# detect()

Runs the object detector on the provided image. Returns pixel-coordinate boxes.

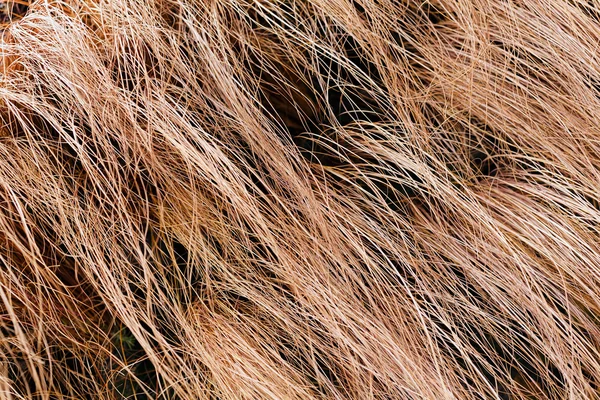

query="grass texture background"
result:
[1,0,600,398]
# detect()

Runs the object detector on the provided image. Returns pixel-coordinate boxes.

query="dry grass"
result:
[1,0,600,398]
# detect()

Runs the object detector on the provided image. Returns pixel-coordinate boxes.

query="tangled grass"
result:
[1,0,600,398]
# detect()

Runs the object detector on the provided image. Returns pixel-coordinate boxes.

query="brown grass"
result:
[1,0,600,398]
